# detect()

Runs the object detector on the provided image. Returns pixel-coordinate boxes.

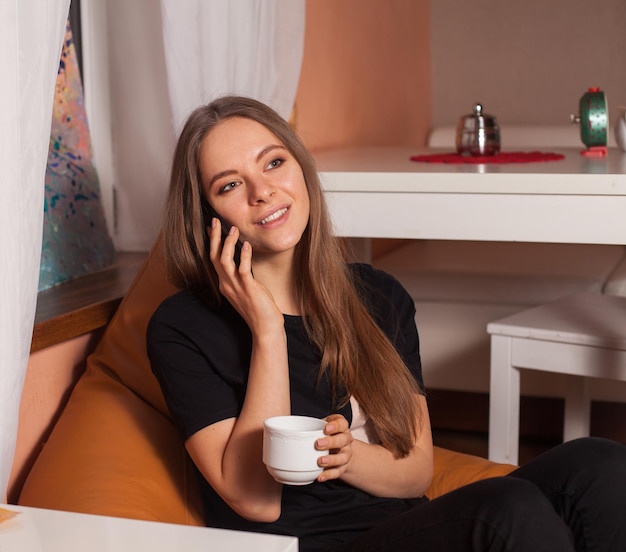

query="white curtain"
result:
[84,0,305,252]
[160,0,305,133]
[0,0,71,499]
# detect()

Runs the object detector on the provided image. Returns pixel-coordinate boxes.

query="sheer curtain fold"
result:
[160,0,305,134]
[0,0,71,499]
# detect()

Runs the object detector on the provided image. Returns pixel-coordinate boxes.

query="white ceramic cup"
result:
[263,415,329,486]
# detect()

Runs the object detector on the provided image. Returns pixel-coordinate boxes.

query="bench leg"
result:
[488,335,520,465]
[563,376,591,442]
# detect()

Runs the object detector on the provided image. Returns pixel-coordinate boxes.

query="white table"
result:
[486,292,626,465]
[316,146,626,245]
[0,505,298,552]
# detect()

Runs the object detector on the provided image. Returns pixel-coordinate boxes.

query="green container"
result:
[576,87,608,148]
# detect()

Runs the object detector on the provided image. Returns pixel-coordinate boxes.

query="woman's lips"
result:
[258,207,289,225]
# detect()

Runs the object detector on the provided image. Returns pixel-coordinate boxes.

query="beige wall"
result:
[8,332,101,503]
[294,0,626,147]
[295,0,431,151]
[430,0,626,129]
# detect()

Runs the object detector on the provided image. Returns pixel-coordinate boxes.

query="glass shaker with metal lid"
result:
[456,102,501,156]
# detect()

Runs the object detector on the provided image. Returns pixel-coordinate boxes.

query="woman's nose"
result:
[248,176,276,203]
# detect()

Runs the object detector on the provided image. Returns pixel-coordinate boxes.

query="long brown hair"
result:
[162,95,422,457]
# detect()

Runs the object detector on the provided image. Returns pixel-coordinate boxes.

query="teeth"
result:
[259,208,287,225]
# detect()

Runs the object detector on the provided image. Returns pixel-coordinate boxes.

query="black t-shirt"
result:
[147,263,427,551]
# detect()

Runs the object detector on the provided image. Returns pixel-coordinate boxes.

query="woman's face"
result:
[199,116,310,260]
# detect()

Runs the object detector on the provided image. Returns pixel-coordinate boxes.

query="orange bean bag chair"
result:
[18,238,516,525]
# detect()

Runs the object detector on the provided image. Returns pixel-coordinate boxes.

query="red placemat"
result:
[410,151,565,164]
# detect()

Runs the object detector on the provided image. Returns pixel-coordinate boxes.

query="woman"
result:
[147,95,626,551]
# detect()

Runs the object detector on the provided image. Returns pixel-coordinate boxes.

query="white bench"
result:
[487,292,626,465]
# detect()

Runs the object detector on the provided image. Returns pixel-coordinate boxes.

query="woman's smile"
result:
[258,206,289,226]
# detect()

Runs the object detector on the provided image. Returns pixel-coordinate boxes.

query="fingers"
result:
[317,449,351,482]
[323,414,349,436]
[221,224,240,269]
[238,240,253,274]
[316,444,352,482]
[316,414,351,451]
[206,219,283,333]
[208,217,222,264]
[315,415,353,482]
[209,218,249,273]
[316,429,352,453]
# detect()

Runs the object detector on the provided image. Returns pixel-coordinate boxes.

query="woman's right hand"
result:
[208,218,284,335]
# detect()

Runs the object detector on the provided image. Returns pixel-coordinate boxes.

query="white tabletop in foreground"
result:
[0,505,298,552]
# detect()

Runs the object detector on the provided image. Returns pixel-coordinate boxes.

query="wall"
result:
[8,332,101,503]
[295,0,430,258]
[430,0,626,130]
[295,0,431,152]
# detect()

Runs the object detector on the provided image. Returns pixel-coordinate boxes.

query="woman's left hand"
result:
[315,414,353,482]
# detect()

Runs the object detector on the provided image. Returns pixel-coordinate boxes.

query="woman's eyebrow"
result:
[208,169,237,188]
[256,144,287,162]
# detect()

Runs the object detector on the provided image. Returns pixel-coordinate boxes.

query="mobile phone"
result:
[202,201,243,267]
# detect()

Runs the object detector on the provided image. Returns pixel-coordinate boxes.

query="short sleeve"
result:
[147,291,252,440]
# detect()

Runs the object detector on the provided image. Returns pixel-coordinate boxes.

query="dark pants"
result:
[336,438,626,551]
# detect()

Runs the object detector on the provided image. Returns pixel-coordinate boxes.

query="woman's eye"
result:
[219,181,239,194]
[267,157,284,170]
